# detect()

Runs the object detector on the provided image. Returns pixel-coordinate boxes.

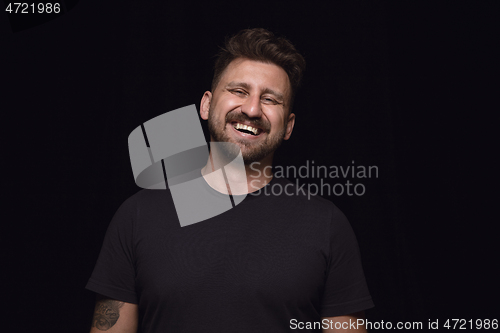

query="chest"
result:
[134,215,329,307]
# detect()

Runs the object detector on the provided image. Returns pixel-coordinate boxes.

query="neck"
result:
[201,145,274,195]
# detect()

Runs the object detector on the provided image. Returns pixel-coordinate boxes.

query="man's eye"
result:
[232,90,245,95]
[263,97,277,104]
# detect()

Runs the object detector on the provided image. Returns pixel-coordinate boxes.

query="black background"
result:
[2,1,498,332]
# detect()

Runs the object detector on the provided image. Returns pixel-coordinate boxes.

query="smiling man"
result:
[199,57,294,195]
[86,28,374,333]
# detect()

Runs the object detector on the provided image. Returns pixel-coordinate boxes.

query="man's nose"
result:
[241,94,263,118]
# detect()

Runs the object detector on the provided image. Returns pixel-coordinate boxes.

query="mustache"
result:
[225,113,269,132]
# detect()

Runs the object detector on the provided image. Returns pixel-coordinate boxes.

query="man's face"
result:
[200,58,295,165]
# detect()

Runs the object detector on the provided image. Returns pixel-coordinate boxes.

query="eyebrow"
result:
[226,81,285,103]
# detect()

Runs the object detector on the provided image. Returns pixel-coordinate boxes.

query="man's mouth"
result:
[229,122,264,136]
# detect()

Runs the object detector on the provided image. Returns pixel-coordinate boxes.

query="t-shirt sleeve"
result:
[85,195,138,304]
[320,204,374,317]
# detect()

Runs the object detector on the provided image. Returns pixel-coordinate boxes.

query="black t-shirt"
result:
[86,173,374,332]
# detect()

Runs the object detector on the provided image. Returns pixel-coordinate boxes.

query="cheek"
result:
[222,96,242,110]
[270,115,286,131]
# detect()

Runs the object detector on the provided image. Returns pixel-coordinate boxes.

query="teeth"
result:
[234,123,258,135]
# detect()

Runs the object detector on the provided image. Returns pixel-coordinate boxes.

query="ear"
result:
[200,91,212,120]
[283,112,295,140]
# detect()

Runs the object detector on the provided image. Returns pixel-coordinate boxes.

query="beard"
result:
[207,106,287,165]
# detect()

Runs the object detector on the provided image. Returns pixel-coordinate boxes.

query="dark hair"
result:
[211,28,306,112]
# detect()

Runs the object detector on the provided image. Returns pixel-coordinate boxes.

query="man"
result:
[86,28,374,332]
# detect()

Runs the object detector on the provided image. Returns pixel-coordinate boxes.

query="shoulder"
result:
[272,176,342,219]
[277,177,354,231]
[106,188,179,233]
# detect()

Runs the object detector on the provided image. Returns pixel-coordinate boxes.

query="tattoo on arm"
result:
[92,298,125,331]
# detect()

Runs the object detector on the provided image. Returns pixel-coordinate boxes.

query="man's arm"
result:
[322,311,367,332]
[89,294,138,333]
